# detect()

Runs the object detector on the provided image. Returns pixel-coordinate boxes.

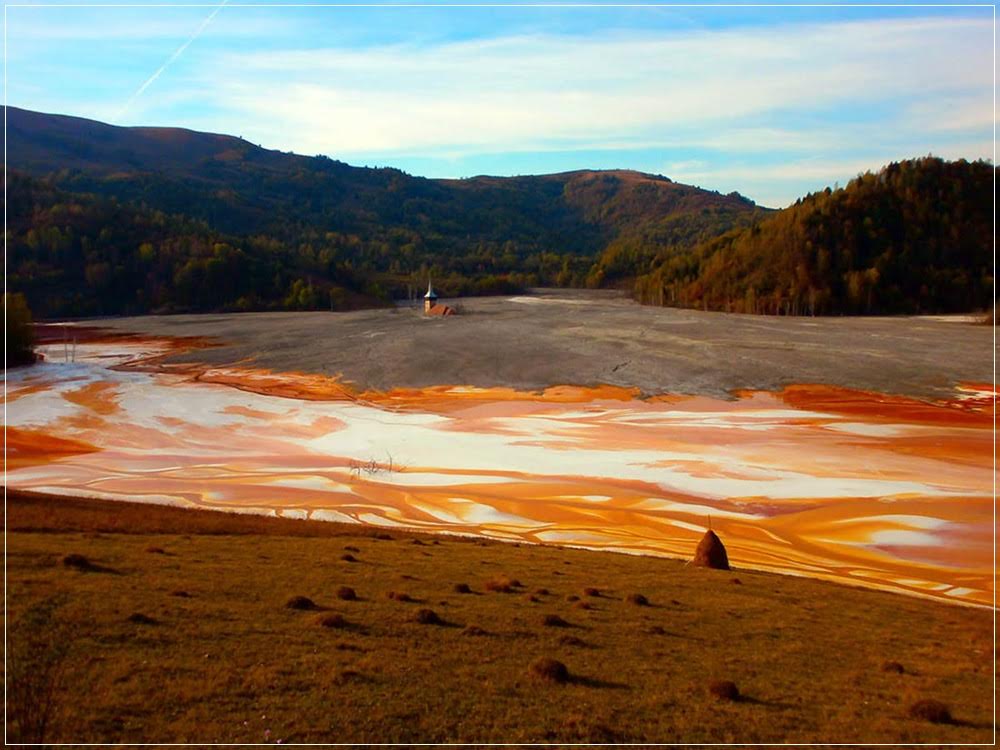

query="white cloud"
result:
[190,16,992,160]
[665,140,995,208]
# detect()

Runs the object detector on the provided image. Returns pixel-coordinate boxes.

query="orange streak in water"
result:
[6,427,99,470]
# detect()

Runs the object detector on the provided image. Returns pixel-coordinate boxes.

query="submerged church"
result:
[423,280,455,316]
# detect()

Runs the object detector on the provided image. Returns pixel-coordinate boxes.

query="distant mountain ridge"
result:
[6,106,765,316]
[6,106,761,245]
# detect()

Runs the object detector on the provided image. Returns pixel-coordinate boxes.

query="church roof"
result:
[424,280,438,299]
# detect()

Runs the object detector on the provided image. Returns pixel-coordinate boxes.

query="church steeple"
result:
[423,278,438,313]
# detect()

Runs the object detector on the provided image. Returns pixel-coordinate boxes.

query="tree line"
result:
[630,157,994,315]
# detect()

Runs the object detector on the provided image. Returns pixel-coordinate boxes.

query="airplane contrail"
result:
[112,0,230,123]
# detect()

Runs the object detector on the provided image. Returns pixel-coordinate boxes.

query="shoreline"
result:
[5,488,991,612]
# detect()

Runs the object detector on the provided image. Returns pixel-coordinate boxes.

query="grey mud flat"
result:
[93,289,993,400]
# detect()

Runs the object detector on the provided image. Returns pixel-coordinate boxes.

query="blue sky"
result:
[6,2,994,207]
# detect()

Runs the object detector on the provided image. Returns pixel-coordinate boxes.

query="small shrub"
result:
[453,583,472,594]
[319,614,348,629]
[627,593,649,606]
[531,657,569,684]
[126,613,158,625]
[543,614,570,628]
[881,661,905,674]
[908,699,952,724]
[340,553,358,563]
[708,680,740,701]
[414,608,442,625]
[336,586,357,601]
[286,596,317,610]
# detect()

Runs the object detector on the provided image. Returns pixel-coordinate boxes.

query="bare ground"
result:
[91,289,993,399]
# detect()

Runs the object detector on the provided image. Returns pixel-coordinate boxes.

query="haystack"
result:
[692,529,730,570]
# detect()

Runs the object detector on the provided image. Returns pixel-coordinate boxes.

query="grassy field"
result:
[5,490,995,744]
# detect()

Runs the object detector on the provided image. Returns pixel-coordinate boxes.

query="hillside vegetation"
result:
[629,157,994,315]
[6,490,993,744]
[7,107,759,316]
[7,108,992,318]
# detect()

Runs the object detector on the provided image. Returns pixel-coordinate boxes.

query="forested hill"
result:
[7,108,992,318]
[630,157,994,315]
[6,107,767,316]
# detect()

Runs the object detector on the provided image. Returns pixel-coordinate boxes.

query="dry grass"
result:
[4,489,994,744]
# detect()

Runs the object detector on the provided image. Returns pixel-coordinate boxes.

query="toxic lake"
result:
[6,293,994,607]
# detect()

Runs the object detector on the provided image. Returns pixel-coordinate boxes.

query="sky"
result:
[6,2,995,207]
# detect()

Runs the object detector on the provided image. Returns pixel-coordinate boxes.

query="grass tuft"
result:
[414,608,443,625]
[126,613,158,625]
[319,613,348,629]
[285,596,318,610]
[543,614,570,628]
[908,699,952,724]
[453,583,472,594]
[484,575,521,593]
[336,586,357,601]
[708,680,740,701]
[627,593,649,606]
[531,657,569,684]
[61,553,96,571]
[881,661,905,674]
